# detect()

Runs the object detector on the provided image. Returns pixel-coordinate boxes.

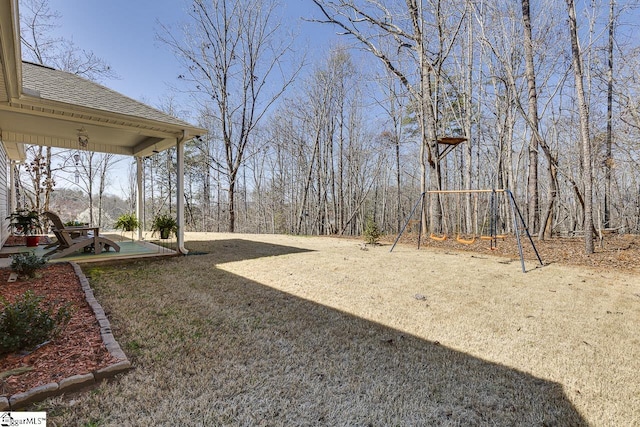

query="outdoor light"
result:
[74,170,80,184]
[77,126,89,148]
[74,153,80,165]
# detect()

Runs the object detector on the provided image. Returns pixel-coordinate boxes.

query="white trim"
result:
[136,156,144,241]
[0,0,22,101]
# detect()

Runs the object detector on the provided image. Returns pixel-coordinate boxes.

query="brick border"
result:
[1,262,131,410]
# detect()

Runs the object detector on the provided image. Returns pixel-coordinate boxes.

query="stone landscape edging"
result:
[0,262,131,411]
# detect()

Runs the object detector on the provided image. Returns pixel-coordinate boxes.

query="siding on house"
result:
[0,143,8,246]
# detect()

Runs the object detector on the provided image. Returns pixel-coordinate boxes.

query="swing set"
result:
[390,189,543,273]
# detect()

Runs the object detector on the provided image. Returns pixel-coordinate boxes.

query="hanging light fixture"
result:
[77,126,89,148]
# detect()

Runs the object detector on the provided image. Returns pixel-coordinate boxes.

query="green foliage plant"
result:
[363,217,382,245]
[114,212,140,232]
[0,290,72,356]
[10,252,48,278]
[151,213,178,239]
[6,209,41,235]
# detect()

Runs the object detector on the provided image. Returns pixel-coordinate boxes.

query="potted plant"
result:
[151,213,178,239]
[114,212,139,240]
[6,209,42,247]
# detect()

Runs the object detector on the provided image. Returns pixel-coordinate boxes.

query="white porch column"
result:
[136,156,143,241]
[176,136,188,254]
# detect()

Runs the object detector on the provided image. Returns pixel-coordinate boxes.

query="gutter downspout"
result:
[9,160,17,213]
[176,131,189,254]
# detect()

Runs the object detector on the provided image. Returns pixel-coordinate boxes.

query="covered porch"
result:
[0,0,206,260]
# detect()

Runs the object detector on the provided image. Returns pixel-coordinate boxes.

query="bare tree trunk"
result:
[297,136,320,234]
[228,170,237,233]
[204,165,211,231]
[86,152,94,226]
[464,0,474,232]
[566,0,594,254]
[521,0,540,234]
[604,0,615,229]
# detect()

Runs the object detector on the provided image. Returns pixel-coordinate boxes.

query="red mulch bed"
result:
[0,263,116,397]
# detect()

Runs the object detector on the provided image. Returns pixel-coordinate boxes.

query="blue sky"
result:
[39,1,344,194]
[47,0,339,111]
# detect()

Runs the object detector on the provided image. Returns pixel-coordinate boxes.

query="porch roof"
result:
[0,1,205,160]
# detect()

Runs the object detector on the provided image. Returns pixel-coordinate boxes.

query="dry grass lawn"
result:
[39,232,639,426]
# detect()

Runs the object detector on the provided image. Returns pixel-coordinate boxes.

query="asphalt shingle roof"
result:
[21,61,196,129]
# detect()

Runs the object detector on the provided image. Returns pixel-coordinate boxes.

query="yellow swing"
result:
[429,232,448,241]
[428,192,448,241]
[456,192,477,245]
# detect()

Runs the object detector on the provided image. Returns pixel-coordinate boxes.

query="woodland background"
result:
[14,0,640,254]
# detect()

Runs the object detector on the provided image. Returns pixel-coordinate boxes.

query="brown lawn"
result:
[31,232,640,426]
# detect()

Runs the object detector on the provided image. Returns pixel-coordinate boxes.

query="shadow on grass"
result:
[52,256,588,426]
[184,238,313,264]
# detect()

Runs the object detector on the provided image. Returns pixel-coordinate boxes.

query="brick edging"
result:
[0,262,131,411]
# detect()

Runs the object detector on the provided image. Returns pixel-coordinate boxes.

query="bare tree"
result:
[521,0,540,234]
[566,0,594,254]
[374,69,410,233]
[20,0,116,81]
[311,0,466,234]
[57,151,120,226]
[159,0,301,232]
[604,0,615,229]
[96,153,119,227]
[18,0,117,216]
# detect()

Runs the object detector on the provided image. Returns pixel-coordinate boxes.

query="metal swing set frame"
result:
[390,189,543,273]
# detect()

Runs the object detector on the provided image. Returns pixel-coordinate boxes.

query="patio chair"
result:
[42,211,120,259]
[43,211,89,238]
[42,211,91,250]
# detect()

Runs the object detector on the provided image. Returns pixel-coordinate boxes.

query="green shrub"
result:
[0,290,72,356]
[363,217,382,245]
[10,252,47,278]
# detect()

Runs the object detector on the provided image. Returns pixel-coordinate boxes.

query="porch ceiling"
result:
[0,99,188,158]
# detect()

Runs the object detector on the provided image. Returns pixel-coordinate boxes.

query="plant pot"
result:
[160,229,171,239]
[26,235,40,247]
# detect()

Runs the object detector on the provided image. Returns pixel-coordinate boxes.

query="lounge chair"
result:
[43,211,120,259]
[43,211,89,239]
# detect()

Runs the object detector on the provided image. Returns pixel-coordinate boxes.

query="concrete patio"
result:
[0,234,177,266]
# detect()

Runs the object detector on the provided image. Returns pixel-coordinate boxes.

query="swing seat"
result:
[429,233,447,241]
[456,234,476,245]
